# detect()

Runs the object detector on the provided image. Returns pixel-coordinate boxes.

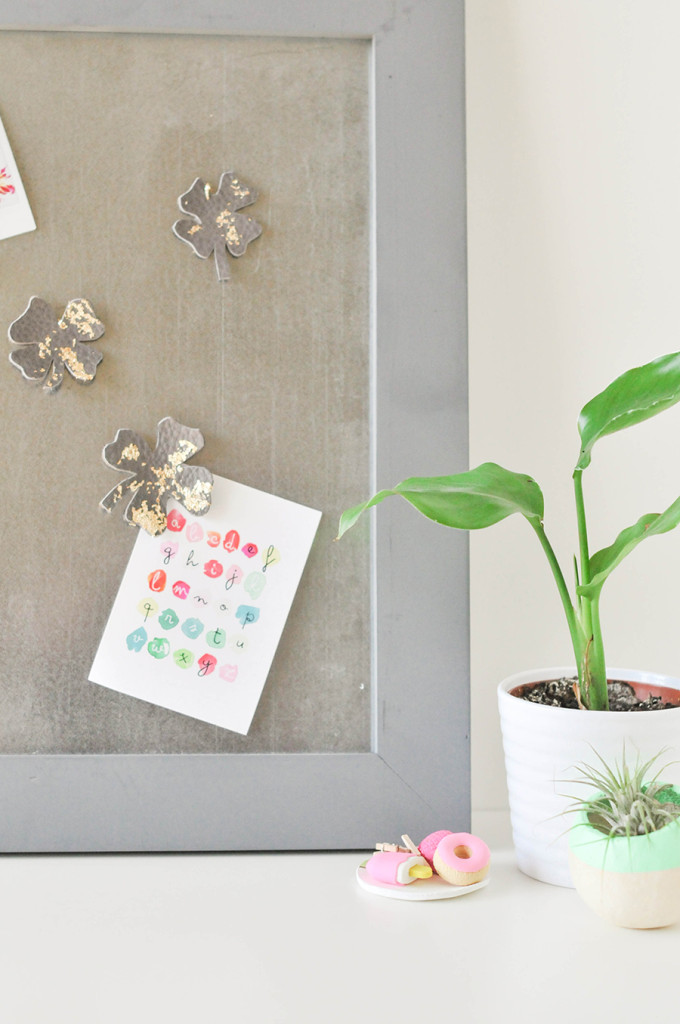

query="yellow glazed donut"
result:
[432,832,490,886]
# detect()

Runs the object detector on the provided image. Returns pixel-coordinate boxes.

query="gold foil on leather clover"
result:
[8,296,105,392]
[100,417,213,536]
[172,171,262,281]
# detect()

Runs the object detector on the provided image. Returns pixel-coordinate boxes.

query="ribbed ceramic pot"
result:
[569,792,680,928]
[497,667,680,888]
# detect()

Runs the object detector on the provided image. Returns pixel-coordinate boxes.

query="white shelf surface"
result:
[0,811,676,1023]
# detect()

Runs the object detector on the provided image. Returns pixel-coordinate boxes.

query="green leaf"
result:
[577,496,680,599]
[336,462,544,538]
[336,490,397,538]
[576,352,680,470]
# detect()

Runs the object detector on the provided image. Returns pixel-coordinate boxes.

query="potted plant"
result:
[567,749,680,928]
[337,352,680,885]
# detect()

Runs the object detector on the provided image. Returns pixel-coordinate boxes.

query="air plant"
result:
[566,748,680,838]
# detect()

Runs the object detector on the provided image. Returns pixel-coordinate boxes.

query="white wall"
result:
[467,1,680,809]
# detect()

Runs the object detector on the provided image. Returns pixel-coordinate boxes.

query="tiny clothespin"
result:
[401,834,421,857]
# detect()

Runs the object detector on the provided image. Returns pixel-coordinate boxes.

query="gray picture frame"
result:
[0,0,468,851]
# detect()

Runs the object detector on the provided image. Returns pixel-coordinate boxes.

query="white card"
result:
[0,113,36,241]
[90,475,321,735]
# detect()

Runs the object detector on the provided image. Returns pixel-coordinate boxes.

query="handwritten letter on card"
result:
[90,475,321,734]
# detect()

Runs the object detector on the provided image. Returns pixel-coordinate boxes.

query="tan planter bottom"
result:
[568,855,680,929]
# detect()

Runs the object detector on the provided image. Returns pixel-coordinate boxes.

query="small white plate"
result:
[356,865,490,901]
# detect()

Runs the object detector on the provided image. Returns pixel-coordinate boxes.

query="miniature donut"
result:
[418,830,453,868]
[432,832,490,886]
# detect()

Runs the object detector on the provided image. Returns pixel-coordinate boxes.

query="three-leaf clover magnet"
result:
[172,171,262,281]
[8,296,105,392]
[101,416,213,536]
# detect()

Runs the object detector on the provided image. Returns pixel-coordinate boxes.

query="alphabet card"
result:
[0,114,36,241]
[90,475,321,734]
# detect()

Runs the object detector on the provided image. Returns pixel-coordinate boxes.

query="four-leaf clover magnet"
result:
[172,171,262,281]
[101,417,213,536]
[8,296,105,392]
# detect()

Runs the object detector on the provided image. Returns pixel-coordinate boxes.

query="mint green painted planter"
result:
[569,787,680,928]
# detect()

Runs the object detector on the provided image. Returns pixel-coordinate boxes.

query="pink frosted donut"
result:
[433,832,490,886]
[418,830,453,867]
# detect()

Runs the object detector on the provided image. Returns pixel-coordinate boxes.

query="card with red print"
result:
[90,475,321,734]
[0,114,35,241]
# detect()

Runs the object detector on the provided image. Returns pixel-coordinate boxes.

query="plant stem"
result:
[587,594,609,710]
[528,519,585,668]
[573,469,609,709]
[573,470,592,635]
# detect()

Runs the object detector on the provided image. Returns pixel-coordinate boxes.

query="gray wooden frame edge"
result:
[0,753,437,851]
[0,0,469,851]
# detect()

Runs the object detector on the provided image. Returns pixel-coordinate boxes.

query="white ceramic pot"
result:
[568,793,680,928]
[497,667,680,887]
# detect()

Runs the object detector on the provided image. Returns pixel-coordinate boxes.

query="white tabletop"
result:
[1,812,676,1023]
